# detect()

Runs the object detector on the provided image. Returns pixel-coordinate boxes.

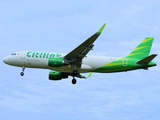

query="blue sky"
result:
[0,0,160,120]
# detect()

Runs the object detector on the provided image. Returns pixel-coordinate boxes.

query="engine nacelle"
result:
[48,58,64,67]
[49,71,68,80]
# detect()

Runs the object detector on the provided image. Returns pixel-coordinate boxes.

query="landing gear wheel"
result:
[72,78,77,84]
[73,70,78,76]
[20,72,24,76]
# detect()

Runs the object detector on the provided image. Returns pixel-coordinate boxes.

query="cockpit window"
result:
[11,53,16,55]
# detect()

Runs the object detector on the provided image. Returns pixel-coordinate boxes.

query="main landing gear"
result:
[20,67,25,76]
[72,78,77,84]
[71,70,78,85]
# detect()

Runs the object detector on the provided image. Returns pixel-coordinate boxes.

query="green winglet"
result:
[97,23,106,34]
[87,72,93,78]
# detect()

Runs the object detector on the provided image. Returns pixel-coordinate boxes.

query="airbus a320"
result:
[3,24,157,84]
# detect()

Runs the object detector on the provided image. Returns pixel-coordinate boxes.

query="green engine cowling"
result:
[49,71,68,80]
[48,58,64,67]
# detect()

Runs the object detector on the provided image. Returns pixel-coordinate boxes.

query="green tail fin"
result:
[126,37,154,59]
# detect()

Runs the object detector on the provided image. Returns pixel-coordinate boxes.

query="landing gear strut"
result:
[20,67,25,76]
[71,70,78,84]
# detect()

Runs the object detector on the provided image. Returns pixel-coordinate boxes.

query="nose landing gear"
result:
[20,67,25,76]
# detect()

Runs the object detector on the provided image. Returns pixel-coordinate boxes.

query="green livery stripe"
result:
[93,57,156,73]
[94,67,136,73]
[127,53,141,57]
[94,58,131,72]
[142,38,152,43]
[134,46,147,51]
[126,37,154,59]
[105,63,122,67]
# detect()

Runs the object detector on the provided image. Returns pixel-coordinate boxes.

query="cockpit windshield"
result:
[11,53,16,55]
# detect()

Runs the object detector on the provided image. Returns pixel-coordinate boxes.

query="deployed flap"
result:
[64,23,106,62]
[136,54,157,64]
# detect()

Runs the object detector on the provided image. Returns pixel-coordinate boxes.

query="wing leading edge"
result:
[64,23,106,62]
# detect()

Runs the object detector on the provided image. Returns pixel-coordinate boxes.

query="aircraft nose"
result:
[3,57,10,64]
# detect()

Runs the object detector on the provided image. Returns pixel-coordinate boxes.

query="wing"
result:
[64,23,106,65]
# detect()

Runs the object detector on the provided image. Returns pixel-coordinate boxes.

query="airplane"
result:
[3,23,157,84]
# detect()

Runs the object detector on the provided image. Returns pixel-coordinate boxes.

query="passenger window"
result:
[11,53,16,55]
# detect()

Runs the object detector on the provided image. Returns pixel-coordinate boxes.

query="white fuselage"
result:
[3,51,119,73]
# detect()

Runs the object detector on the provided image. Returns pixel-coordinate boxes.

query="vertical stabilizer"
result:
[126,37,154,59]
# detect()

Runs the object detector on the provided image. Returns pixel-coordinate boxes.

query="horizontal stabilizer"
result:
[136,54,157,64]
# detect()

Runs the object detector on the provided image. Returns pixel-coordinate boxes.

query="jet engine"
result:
[49,71,68,80]
[48,58,65,67]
